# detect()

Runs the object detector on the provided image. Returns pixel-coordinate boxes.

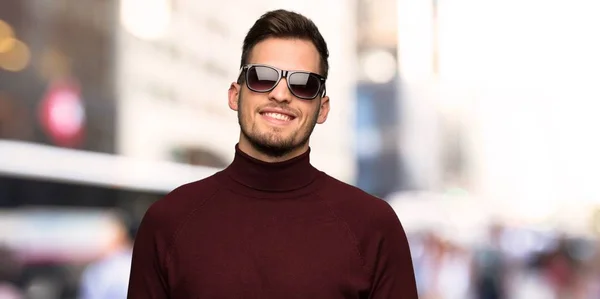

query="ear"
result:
[228,82,241,111]
[317,95,330,124]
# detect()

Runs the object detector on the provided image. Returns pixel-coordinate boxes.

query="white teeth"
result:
[263,112,292,121]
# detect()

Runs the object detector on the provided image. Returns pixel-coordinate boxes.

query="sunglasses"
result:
[238,64,326,100]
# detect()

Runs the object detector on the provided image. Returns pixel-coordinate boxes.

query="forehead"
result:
[248,38,320,74]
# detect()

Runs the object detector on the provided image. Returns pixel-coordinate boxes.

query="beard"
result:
[238,95,319,158]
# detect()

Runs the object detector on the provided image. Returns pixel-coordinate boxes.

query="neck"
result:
[223,143,319,193]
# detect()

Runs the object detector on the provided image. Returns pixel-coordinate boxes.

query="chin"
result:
[257,122,297,135]
[249,137,299,158]
[261,134,295,147]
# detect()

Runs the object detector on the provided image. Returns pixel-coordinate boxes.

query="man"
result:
[127,9,417,298]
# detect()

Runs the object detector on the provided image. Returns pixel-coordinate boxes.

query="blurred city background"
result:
[1,0,599,298]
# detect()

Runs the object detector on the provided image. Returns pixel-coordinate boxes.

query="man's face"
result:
[228,38,330,159]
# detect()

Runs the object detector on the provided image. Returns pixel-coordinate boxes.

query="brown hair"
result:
[240,9,330,78]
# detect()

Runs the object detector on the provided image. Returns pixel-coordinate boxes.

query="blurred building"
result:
[0,0,118,153]
[354,0,404,197]
[115,0,359,183]
[395,0,600,227]
[396,0,473,193]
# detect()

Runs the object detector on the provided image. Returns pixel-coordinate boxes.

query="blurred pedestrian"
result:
[79,212,135,299]
[0,245,24,299]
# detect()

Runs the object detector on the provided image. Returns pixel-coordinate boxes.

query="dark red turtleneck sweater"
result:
[127,146,417,298]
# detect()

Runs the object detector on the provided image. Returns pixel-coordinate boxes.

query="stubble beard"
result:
[238,95,319,159]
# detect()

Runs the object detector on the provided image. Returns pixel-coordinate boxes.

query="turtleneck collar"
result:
[223,144,320,193]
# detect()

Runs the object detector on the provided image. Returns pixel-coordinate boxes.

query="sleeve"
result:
[368,204,419,299]
[127,205,171,299]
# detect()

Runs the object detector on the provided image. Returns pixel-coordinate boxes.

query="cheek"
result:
[239,98,257,119]
[304,105,320,121]
[300,103,317,117]
[243,104,253,116]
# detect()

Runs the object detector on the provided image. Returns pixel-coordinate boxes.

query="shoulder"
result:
[316,173,400,231]
[139,173,222,237]
[315,173,412,277]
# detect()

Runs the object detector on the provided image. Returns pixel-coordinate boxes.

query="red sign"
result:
[38,79,86,147]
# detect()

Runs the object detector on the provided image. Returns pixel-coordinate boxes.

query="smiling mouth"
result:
[260,112,296,122]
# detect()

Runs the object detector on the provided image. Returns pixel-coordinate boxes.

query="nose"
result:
[268,78,291,103]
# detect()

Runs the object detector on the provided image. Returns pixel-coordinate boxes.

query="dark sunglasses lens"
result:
[288,72,321,99]
[246,66,279,91]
